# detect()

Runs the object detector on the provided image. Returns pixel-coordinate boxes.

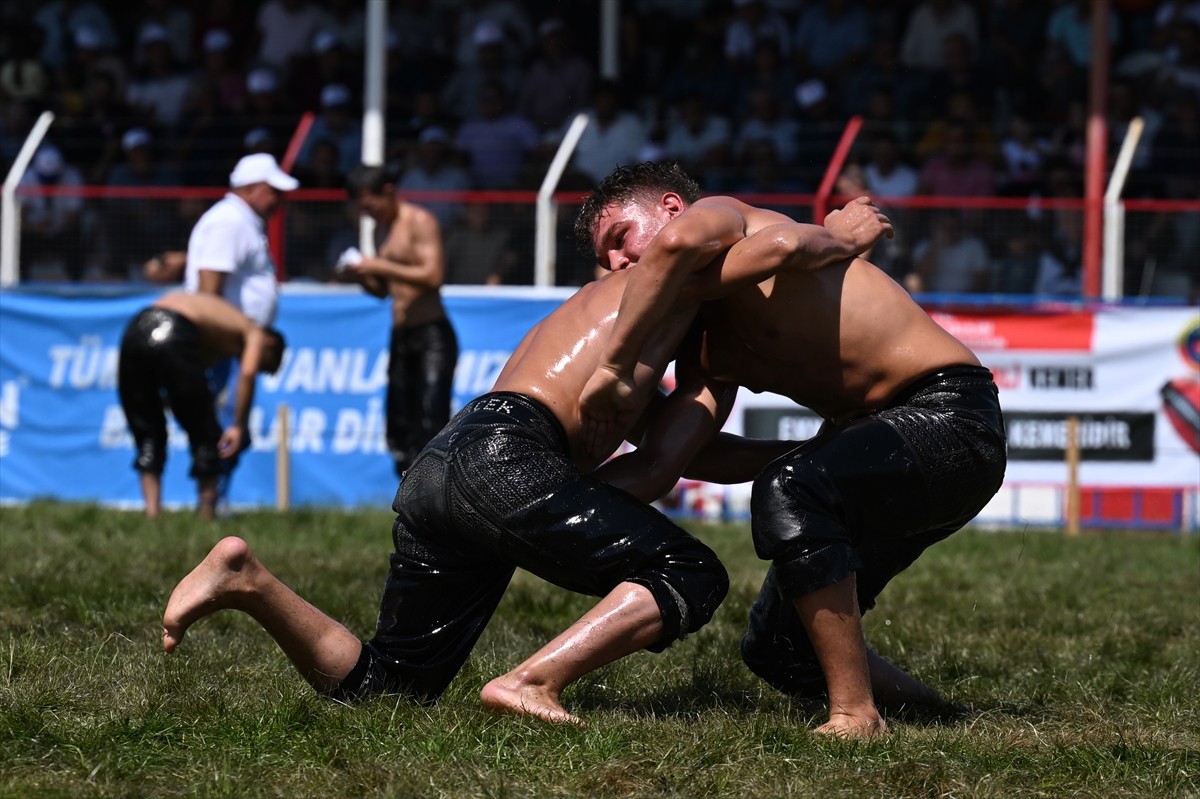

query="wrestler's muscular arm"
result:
[582,198,892,439]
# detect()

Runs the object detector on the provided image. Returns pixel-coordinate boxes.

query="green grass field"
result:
[1,502,1197,798]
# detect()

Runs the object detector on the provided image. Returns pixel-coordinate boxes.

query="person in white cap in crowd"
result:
[440,19,524,124]
[105,127,183,278]
[18,144,87,280]
[124,23,191,130]
[295,83,362,173]
[336,163,458,480]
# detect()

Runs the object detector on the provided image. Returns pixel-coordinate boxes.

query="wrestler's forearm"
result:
[683,434,798,484]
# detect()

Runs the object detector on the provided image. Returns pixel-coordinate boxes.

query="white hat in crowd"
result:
[246,68,278,94]
[203,29,232,52]
[33,145,64,177]
[122,127,152,151]
[320,83,351,108]
[229,153,299,191]
[472,20,504,47]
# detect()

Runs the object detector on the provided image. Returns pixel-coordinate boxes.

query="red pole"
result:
[813,115,863,223]
[1083,0,1111,299]
[270,112,316,281]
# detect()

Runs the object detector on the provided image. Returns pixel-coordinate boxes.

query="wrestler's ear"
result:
[660,192,686,219]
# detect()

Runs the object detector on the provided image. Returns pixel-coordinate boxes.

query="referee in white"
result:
[182,153,299,510]
[184,153,299,327]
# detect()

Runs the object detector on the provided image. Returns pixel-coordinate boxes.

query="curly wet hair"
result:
[572,161,701,259]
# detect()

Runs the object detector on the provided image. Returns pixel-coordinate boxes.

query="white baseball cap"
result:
[229,153,299,190]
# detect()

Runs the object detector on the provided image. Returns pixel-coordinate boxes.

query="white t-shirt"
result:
[184,193,278,326]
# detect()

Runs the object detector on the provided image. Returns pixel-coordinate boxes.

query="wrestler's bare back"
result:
[698,257,981,422]
[493,269,698,471]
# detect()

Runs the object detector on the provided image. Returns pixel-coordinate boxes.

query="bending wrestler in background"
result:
[117,291,285,519]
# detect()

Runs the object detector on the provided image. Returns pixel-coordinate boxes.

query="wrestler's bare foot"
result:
[480,676,584,725]
[162,536,258,653]
[815,711,888,739]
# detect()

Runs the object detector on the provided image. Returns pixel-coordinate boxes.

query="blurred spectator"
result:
[724,0,792,68]
[659,24,738,117]
[296,84,362,174]
[132,0,194,67]
[733,86,799,174]
[857,85,916,155]
[192,0,255,59]
[986,0,1050,115]
[1155,20,1200,98]
[453,80,539,189]
[917,120,997,197]
[397,126,472,230]
[34,0,119,70]
[516,17,594,134]
[990,227,1042,295]
[125,24,192,132]
[732,35,798,119]
[288,30,360,113]
[317,0,366,56]
[287,138,346,278]
[792,78,844,191]
[1133,91,1200,297]
[53,70,138,185]
[791,0,871,86]
[57,25,129,109]
[929,32,994,116]
[1031,162,1084,297]
[1046,0,1120,69]
[441,20,524,125]
[443,201,518,285]
[569,79,648,184]
[192,29,247,115]
[1,25,49,105]
[862,132,919,199]
[910,212,991,294]
[255,0,325,74]
[997,111,1052,196]
[175,74,247,185]
[241,67,300,151]
[19,145,86,281]
[730,138,805,204]
[899,0,980,72]
[104,127,185,276]
[242,127,278,157]
[389,0,451,72]
[914,91,997,166]
[841,37,927,122]
[662,93,733,191]
[450,0,534,68]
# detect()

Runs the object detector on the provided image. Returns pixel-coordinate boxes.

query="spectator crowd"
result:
[1,0,1196,297]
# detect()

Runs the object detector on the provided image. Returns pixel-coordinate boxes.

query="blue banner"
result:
[0,286,570,510]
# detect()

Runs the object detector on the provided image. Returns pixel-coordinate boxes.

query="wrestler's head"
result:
[575,162,700,272]
[260,327,286,375]
[345,163,399,224]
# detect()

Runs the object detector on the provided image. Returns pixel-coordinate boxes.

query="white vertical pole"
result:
[360,0,388,256]
[600,0,620,80]
[1,111,55,287]
[1102,116,1145,301]
[535,113,590,287]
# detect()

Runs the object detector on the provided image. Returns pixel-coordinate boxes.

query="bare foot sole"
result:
[480,678,584,725]
[162,536,255,653]
[815,714,888,739]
